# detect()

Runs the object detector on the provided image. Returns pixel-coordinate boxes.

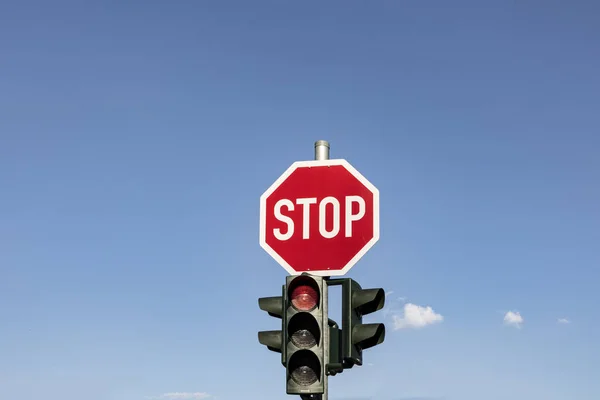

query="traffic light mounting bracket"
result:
[325,278,386,369]
[323,278,344,375]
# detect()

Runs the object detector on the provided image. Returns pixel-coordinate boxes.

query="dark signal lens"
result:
[288,350,321,386]
[291,329,317,348]
[289,277,319,311]
[288,313,320,348]
[291,365,318,386]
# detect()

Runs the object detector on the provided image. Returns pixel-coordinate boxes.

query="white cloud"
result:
[558,318,571,324]
[159,393,211,400]
[381,290,403,318]
[392,303,444,330]
[381,291,410,319]
[503,311,524,328]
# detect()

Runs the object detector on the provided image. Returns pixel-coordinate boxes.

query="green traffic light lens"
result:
[288,350,321,386]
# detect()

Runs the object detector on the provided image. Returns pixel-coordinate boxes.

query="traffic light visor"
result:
[353,323,385,350]
[353,288,385,315]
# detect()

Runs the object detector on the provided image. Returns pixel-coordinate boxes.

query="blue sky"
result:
[1,1,599,400]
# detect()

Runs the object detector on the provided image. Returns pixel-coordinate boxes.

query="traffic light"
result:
[258,285,285,365]
[341,278,386,368]
[284,274,326,395]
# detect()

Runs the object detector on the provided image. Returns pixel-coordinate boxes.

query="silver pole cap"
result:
[314,140,330,160]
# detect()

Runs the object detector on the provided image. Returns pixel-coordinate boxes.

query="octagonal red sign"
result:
[259,159,380,276]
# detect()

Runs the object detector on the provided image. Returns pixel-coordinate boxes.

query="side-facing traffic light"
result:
[341,279,385,368]
[285,274,326,395]
[258,285,285,366]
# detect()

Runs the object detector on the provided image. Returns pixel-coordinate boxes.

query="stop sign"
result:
[259,159,379,276]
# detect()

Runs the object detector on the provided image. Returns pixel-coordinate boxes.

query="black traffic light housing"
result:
[258,275,386,397]
[284,274,326,395]
[341,278,386,368]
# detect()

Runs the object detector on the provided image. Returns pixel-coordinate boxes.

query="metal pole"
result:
[316,140,330,400]
[300,142,332,400]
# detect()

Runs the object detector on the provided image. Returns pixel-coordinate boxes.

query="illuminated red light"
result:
[290,280,319,311]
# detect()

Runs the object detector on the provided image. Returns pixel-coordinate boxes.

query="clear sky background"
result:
[1,1,599,400]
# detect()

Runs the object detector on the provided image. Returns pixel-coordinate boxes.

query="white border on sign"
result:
[259,159,380,277]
